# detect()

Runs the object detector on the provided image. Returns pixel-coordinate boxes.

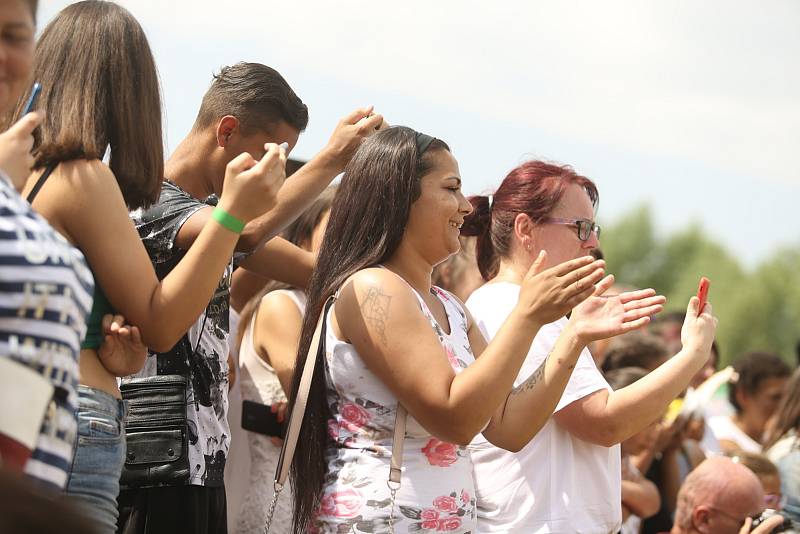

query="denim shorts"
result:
[65,385,127,534]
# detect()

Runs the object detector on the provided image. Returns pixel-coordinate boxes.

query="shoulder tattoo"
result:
[361,285,392,346]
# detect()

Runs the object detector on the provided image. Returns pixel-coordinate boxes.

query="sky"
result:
[40,1,800,268]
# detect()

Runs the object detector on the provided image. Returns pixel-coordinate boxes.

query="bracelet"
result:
[211,206,245,234]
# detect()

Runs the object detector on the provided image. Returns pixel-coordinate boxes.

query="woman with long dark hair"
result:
[462,160,718,533]
[13,2,286,530]
[288,127,664,533]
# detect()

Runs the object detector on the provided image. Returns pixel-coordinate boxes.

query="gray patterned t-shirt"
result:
[130,181,233,487]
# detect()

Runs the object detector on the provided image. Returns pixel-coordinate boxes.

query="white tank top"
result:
[238,288,306,405]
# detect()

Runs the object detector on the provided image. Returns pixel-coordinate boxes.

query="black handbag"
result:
[120,309,210,489]
[119,374,189,488]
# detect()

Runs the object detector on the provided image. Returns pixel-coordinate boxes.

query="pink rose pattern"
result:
[317,286,477,532]
[319,488,364,519]
[422,438,463,467]
[400,491,477,532]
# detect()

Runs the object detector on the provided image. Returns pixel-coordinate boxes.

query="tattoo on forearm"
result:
[361,285,392,346]
[512,352,551,395]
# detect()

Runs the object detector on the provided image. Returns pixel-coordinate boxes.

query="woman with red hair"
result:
[463,160,718,533]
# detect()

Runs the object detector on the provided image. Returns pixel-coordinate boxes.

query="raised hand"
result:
[218,142,287,224]
[567,278,666,343]
[321,106,386,173]
[97,314,147,377]
[517,251,606,327]
[0,111,43,192]
[680,296,718,355]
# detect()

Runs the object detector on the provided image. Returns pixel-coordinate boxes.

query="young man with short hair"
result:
[117,62,384,534]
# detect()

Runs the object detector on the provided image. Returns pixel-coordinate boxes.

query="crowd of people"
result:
[0,2,796,534]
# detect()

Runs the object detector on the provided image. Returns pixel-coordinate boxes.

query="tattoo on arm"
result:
[361,285,392,346]
[511,352,551,395]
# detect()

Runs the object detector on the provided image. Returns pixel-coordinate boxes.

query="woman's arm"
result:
[473,280,665,451]
[554,298,718,447]
[621,478,661,519]
[253,291,304,396]
[335,255,604,445]
[174,108,385,252]
[43,148,285,355]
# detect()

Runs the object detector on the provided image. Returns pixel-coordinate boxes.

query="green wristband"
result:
[211,206,245,234]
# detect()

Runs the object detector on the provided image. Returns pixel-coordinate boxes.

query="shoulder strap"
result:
[273,294,408,491]
[26,165,56,204]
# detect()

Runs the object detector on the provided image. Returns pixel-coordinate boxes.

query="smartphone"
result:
[696,277,710,313]
[22,82,42,115]
[241,400,285,438]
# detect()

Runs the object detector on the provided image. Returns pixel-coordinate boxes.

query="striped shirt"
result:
[0,176,94,492]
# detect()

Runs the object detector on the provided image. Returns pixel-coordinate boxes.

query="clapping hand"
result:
[567,276,666,343]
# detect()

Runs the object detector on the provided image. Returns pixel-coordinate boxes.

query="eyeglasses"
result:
[707,506,762,528]
[765,493,786,510]
[541,217,601,242]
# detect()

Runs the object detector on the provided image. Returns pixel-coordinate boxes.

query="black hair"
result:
[194,62,308,134]
[288,126,449,532]
[729,351,791,413]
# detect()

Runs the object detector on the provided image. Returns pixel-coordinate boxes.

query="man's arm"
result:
[238,236,315,289]
[176,108,385,252]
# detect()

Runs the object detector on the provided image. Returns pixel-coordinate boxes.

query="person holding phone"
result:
[231,187,334,534]
[0,0,145,497]
[461,160,718,533]
[13,2,288,531]
[0,0,39,190]
[286,127,663,533]
[0,0,83,494]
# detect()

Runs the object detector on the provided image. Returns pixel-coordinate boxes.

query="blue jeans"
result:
[65,385,127,534]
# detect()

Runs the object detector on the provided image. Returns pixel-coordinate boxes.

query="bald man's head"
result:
[673,457,765,534]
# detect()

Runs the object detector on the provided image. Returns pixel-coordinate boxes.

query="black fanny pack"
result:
[119,374,189,489]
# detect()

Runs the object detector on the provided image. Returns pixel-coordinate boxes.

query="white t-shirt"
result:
[707,415,762,453]
[466,282,622,534]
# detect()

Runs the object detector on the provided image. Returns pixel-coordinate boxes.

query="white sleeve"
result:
[555,349,609,412]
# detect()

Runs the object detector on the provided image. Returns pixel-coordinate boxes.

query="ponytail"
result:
[462,195,497,280]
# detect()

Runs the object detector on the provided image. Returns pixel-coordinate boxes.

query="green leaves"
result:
[601,204,798,367]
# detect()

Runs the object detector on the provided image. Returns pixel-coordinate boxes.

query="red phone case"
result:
[696,277,710,313]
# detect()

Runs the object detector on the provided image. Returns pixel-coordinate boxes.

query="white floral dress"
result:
[313,282,478,534]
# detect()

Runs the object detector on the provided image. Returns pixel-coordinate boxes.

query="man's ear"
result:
[215,115,239,148]
[693,505,712,533]
[735,387,750,412]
